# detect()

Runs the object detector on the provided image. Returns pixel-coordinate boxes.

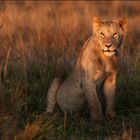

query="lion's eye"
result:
[113,32,118,37]
[100,32,105,37]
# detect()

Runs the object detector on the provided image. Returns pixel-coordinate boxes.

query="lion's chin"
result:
[103,51,115,57]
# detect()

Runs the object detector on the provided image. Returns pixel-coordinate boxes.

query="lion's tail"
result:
[46,77,62,113]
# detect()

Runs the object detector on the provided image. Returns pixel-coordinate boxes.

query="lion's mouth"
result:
[102,50,116,56]
[103,50,115,53]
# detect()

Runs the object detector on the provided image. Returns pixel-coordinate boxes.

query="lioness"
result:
[46,17,128,122]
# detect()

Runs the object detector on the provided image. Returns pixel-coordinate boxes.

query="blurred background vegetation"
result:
[0,1,140,140]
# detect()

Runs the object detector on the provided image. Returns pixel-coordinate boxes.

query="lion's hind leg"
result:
[46,78,62,114]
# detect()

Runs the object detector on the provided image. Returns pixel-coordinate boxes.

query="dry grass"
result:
[0,1,140,140]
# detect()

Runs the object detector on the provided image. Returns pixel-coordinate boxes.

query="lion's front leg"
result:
[103,74,116,119]
[83,78,104,122]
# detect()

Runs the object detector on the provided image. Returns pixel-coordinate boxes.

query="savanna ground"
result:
[0,1,140,140]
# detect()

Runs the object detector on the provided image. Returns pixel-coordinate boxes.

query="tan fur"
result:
[46,17,128,122]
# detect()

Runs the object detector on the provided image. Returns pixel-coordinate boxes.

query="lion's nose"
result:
[105,44,112,48]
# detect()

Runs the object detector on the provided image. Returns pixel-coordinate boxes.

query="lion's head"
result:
[93,17,128,57]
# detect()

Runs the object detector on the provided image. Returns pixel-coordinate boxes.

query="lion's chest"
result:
[104,61,118,76]
[92,63,117,86]
[104,55,118,74]
[92,69,106,86]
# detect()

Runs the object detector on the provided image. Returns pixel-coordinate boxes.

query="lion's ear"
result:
[93,17,102,32]
[119,18,128,33]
